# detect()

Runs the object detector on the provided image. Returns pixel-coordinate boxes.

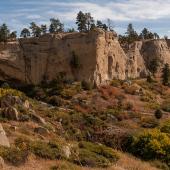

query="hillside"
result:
[0,77,169,169]
[0,29,170,170]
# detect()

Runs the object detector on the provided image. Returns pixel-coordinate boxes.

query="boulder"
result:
[34,126,49,135]
[23,100,30,109]
[0,94,22,108]
[29,109,46,125]
[0,156,4,169]
[2,107,19,120]
[0,124,10,147]
[62,145,71,159]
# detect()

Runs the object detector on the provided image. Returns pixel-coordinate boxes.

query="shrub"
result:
[154,109,163,119]
[32,87,46,100]
[30,141,55,159]
[124,102,133,110]
[48,96,63,106]
[73,141,119,167]
[152,160,169,170]
[160,120,170,134]
[162,99,170,112]
[30,140,63,160]
[15,136,31,150]
[81,80,93,90]
[110,80,121,87]
[0,88,24,98]
[70,51,80,69]
[141,117,159,128]
[124,84,141,95]
[148,59,160,75]
[1,82,10,89]
[77,148,110,167]
[0,147,29,166]
[51,161,81,170]
[147,75,154,83]
[127,130,170,165]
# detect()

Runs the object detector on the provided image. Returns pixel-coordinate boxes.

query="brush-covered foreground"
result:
[0,78,170,170]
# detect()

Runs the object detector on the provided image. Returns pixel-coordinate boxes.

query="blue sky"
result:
[1,0,170,37]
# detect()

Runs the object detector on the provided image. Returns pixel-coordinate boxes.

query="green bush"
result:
[154,109,163,119]
[110,80,121,87]
[0,147,29,166]
[127,130,170,165]
[48,96,63,106]
[147,75,154,83]
[77,148,110,167]
[30,141,63,160]
[161,120,170,134]
[79,142,119,162]
[81,80,93,90]
[72,141,119,168]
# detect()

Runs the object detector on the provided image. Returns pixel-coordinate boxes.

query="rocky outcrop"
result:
[0,29,170,86]
[125,39,170,78]
[0,123,10,147]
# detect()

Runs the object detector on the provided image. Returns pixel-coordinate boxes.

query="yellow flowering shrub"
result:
[128,129,170,165]
[0,88,24,98]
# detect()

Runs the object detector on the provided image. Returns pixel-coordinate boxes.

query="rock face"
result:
[0,29,170,86]
[0,123,10,147]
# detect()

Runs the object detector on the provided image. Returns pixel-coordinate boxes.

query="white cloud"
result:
[2,0,170,36]
[37,0,170,21]
[26,15,41,20]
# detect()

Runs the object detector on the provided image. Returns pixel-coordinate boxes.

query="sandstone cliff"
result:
[0,29,170,86]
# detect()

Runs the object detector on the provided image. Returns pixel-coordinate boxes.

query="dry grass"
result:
[112,153,160,170]
[3,153,160,170]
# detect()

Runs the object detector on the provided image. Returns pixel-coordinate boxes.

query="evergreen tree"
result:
[76,11,87,32]
[76,11,96,32]
[154,109,163,119]
[162,63,170,85]
[126,23,139,44]
[164,35,168,40]
[9,31,17,39]
[30,22,42,37]
[148,32,154,39]
[41,25,47,34]
[153,33,159,39]
[140,28,156,40]
[0,23,10,42]
[149,59,160,76]
[126,23,135,36]
[67,28,76,32]
[140,28,149,39]
[20,28,30,38]
[85,12,94,31]
[49,18,64,33]
[96,20,108,31]
[107,19,114,31]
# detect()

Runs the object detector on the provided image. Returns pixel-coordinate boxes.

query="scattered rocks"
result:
[62,145,71,159]
[34,126,49,135]
[2,107,19,120]
[29,109,46,125]
[10,125,18,131]
[0,124,10,147]
[0,94,22,108]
